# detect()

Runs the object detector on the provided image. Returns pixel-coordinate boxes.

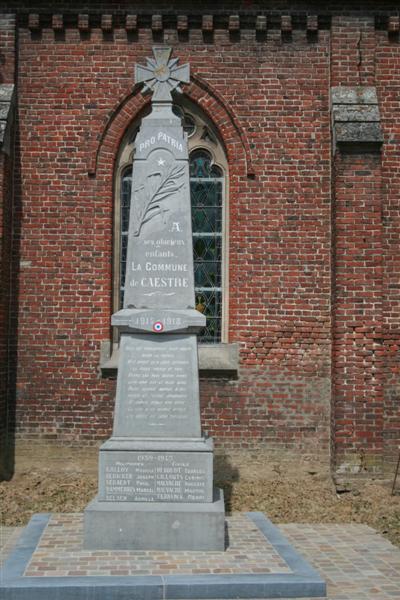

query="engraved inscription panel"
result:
[99,451,212,503]
[124,147,195,311]
[113,334,201,438]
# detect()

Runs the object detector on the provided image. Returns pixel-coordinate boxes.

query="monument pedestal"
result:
[84,436,225,549]
[97,437,215,503]
[84,488,225,551]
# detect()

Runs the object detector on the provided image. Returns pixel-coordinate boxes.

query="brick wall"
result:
[330,14,400,476]
[376,30,400,474]
[332,153,384,474]
[1,3,400,476]
[0,13,15,85]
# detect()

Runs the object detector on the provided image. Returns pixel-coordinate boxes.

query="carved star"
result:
[135,47,190,102]
[157,157,166,166]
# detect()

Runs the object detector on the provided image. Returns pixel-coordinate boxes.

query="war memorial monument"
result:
[84,46,225,551]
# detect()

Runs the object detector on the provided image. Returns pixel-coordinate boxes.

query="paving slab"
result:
[0,512,325,599]
[281,523,400,600]
[3,516,399,599]
[0,526,23,568]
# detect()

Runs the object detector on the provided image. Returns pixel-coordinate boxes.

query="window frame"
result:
[190,147,226,344]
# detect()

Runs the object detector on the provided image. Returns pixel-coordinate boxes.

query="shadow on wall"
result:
[0,57,4,85]
[1,114,20,481]
[214,450,240,513]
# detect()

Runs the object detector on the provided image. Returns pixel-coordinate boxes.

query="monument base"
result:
[1,511,327,599]
[83,488,225,551]
[97,437,214,503]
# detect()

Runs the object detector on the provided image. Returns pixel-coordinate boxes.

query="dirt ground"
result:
[1,468,400,548]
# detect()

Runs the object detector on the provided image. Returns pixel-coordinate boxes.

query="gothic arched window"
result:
[190,149,224,342]
[114,103,227,344]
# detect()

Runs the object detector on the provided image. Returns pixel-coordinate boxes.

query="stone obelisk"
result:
[84,47,225,551]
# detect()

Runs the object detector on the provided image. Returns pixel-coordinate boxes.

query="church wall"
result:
[1,3,400,477]
[376,31,400,474]
[330,16,384,476]
[10,24,332,467]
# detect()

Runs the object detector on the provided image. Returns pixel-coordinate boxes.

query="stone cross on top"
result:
[135,47,190,103]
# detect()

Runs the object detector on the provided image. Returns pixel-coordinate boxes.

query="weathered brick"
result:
[151,14,163,31]
[125,14,137,32]
[228,15,240,31]
[101,14,112,31]
[52,14,64,30]
[0,4,399,478]
[78,14,89,32]
[28,13,40,31]
[177,15,188,31]
[202,15,213,31]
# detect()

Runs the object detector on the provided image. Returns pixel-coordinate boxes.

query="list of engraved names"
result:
[104,454,209,502]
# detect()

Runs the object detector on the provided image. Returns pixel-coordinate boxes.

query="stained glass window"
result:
[119,166,132,307]
[190,149,223,343]
[119,149,223,343]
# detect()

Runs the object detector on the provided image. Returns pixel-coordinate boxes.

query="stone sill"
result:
[100,340,239,379]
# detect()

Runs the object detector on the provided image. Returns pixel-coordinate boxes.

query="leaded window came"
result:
[190,149,223,343]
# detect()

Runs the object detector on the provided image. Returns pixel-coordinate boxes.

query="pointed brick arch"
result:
[91,79,252,344]
[90,78,252,179]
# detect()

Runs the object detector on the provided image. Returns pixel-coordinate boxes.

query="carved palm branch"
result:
[133,163,185,236]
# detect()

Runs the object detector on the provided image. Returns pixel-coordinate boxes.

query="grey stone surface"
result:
[0,102,11,120]
[335,122,384,143]
[0,84,14,102]
[0,14,15,31]
[112,333,201,438]
[84,489,225,551]
[198,342,239,374]
[332,105,380,123]
[331,86,378,105]
[100,341,239,376]
[85,47,224,550]
[331,86,383,152]
[0,84,15,154]
[112,307,205,333]
[123,50,193,312]
[135,46,190,103]
[100,437,214,452]
[98,448,213,503]
[123,125,194,311]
